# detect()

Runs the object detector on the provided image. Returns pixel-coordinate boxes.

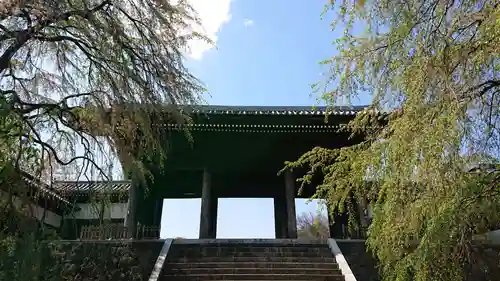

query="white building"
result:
[1,171,132,239]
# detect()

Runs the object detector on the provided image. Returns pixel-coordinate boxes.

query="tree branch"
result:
[0,0,111,72]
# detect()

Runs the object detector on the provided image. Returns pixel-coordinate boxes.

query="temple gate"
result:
[117,105,368,239]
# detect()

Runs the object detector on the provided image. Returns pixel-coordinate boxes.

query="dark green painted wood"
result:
[120,111,365,199]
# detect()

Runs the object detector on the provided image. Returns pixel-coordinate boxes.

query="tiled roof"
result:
[118,104,372,116]
[468,164,500,173]
[160,122,350,133]
[52,181,131,194]
[20,172,73,206]
[179,105,369,116]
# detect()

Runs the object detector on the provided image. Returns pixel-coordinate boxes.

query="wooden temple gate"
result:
[110,105,372,240]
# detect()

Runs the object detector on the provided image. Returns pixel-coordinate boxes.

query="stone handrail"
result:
[327,238,357,281]
[148,239,173,281]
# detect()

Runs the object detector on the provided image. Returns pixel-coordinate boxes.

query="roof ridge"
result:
[112,104,374,115]
[53,180,131,184]
[51,181,131,193]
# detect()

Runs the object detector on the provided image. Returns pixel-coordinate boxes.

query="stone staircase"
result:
[160,240,345,281]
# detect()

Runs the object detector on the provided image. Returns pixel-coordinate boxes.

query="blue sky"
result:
[160,0,371,238]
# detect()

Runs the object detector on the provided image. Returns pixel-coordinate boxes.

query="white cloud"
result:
[243,19,254,27]
[185,0,233,60]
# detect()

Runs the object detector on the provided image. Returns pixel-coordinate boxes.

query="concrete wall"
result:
[474,229,500,245]
[29,203,62,228]
[73,202,128,220]
[0,190,62,228]
[336,240,381,281]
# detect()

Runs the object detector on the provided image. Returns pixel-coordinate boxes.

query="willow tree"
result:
[1,0,205,176]
[285,1,499,280]
[0,0,205,195]
[1,0,204,279]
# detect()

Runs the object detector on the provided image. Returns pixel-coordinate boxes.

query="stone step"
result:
[164,267,341,276]
[162,273,344,281]
[172,243,329,249]
[168,251,332,259]
[166,262,339,270]
[170,246,331,253]
[168,246,332,257]
[171,240,328,247]
[172,242,329,247]
[168,256,337,263]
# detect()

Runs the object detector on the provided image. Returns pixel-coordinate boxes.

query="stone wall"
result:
[466,243,500,281]
[336,240,500,281]
[336,240,381,281]
[38,240,164,281]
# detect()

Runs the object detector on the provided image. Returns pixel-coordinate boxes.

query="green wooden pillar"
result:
[199,169,218,239]
[273,194,288,238]
[284,170,297,239]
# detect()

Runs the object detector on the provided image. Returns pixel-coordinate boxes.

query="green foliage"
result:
[0,233,43,281]
[0,239,158,281]
[1,1,204,280]
[40,242,151,281]
[1,0,206,182]
[287,1,500,280]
